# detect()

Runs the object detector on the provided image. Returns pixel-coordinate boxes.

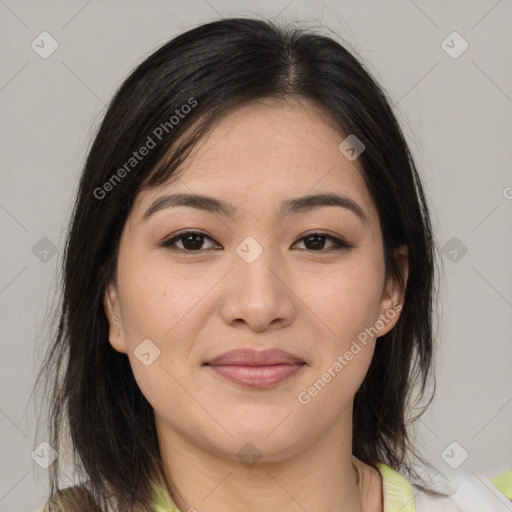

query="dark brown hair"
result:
[33,16,441,512]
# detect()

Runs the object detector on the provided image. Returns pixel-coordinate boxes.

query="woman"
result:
[35,17,511,512]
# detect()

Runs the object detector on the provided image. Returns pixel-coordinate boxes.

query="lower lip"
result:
[206,363,305,388]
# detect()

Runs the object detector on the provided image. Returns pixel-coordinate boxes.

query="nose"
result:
[219,242,297,332]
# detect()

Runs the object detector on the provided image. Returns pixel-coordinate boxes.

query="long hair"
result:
[33,16,441,512]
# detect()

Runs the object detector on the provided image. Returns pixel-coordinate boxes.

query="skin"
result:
[104,98,409,512]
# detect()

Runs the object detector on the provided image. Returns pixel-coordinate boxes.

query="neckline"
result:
[151,462,416,512]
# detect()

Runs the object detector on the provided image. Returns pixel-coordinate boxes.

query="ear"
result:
[376,245,409,337]
[103,281,128,353]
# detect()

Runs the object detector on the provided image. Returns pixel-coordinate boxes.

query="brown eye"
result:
[161,230,352,253]
[162,231,218,252]
[293,232,352,252]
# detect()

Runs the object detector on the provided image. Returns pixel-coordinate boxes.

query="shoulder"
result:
[42,484,104,512]
[412,486,462,511]
[375,461,512,512]
[410,469,512,512]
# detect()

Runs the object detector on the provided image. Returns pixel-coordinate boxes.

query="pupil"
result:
[183,234,203,250]
[305,235,325,250]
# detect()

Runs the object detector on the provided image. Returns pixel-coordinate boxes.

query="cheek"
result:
[115,261,205,414]
[116,250,216,342]
[115,251,222,398]
[293,254,384,402]
[297,254,384,343]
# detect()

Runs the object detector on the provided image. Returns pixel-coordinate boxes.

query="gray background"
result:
[1,1,511,510]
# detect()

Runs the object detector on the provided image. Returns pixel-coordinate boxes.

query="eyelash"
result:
[160,230,353,253]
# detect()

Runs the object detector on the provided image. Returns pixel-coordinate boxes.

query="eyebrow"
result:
[141,192,368,225]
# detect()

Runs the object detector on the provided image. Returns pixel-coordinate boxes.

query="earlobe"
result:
[103,282,127,354]
[376,245,409,337]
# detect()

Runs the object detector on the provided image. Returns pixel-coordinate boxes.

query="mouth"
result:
[203,348,306,389]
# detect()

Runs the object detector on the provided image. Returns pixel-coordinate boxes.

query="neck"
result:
[156,409,380,512]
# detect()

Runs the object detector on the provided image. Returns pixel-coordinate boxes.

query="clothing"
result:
[151,462,512,512]
[491,469,512,500]
[407,463,512,512]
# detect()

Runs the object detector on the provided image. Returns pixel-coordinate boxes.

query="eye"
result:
[161,230,219,252]
[161,230,352,253]
[292,231,353,252]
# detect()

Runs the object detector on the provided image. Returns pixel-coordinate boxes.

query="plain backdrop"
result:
[0,1,511,510]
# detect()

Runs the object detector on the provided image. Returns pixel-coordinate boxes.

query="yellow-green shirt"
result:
[151,462,416,512]
[150,462,512,512]
[43,464,512,511]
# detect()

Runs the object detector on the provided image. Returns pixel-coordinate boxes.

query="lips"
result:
[204,348,305,367]
[203,348,306,389]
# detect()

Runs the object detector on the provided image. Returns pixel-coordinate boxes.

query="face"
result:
[104,99,408,462]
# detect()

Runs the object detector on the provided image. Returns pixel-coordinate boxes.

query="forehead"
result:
[132,99,378,227]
